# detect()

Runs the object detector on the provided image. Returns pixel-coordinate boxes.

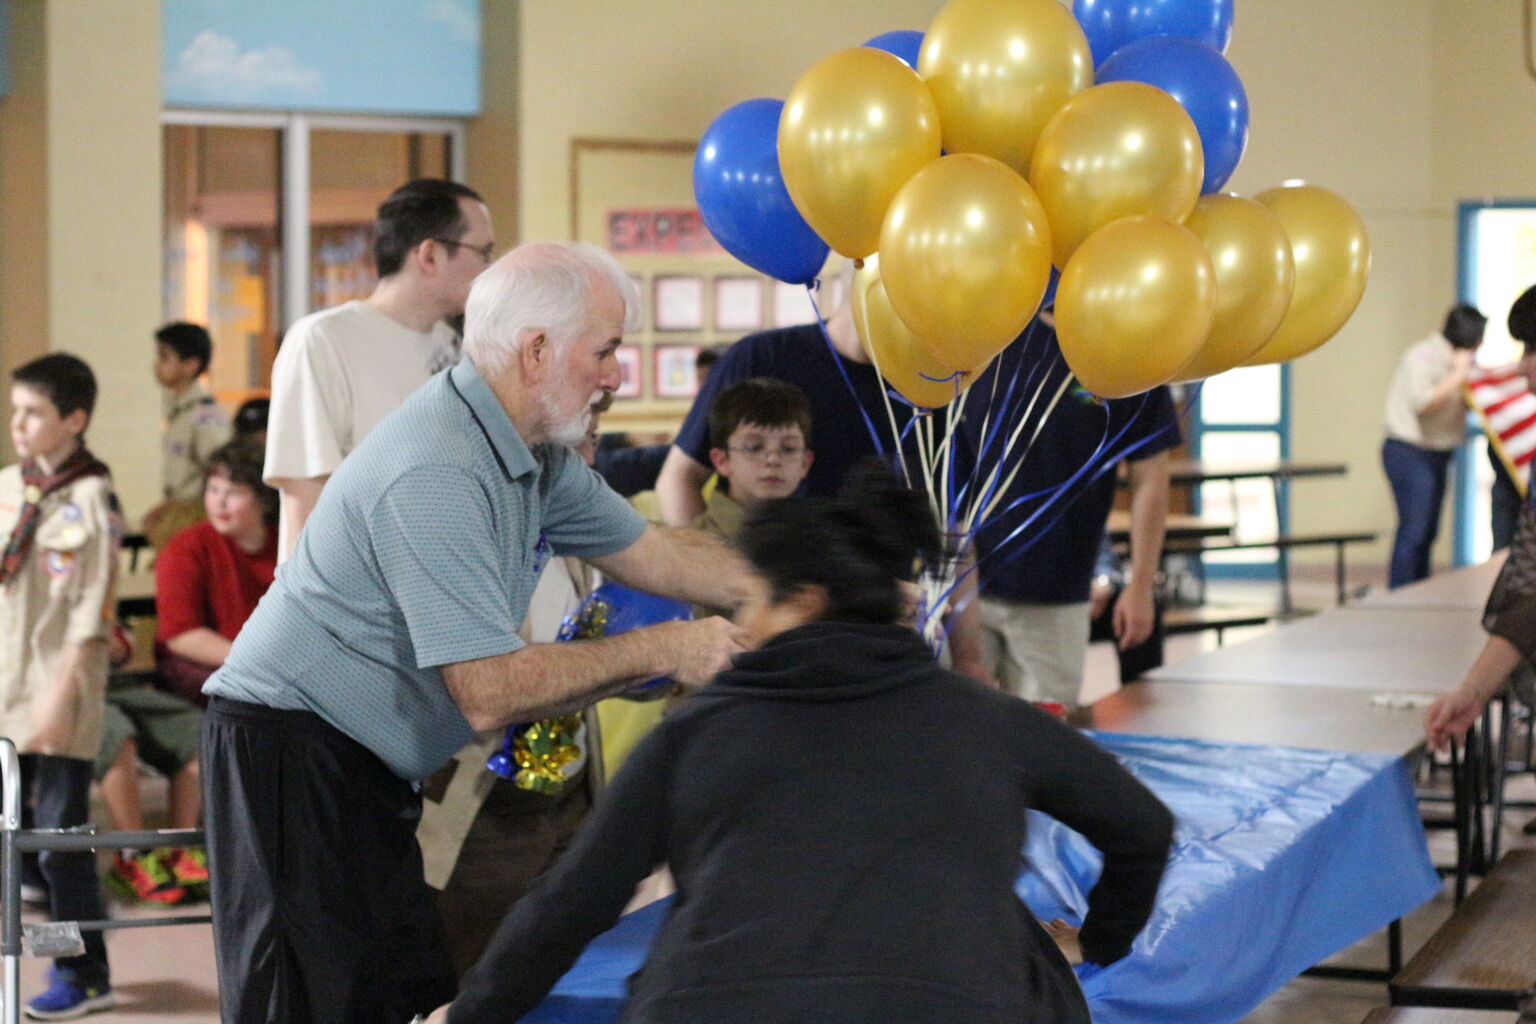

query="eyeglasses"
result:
[728,443,806,462]
[431,237,495,263]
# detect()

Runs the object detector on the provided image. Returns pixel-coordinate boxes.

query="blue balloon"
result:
[693,98,829,285]
[863,30,924,69]
[1073,0,1233,68]
[1096,36,1248,193]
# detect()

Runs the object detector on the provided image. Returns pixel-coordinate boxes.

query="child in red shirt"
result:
[154,440,277,704]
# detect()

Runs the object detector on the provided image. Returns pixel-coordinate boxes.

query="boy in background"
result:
[693,377,814,551]
[153,322,230,503]
[0,353,118,1019]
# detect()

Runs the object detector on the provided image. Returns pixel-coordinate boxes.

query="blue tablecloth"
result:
[518,733,1440,1024]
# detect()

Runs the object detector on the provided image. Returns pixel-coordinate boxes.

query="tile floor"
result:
[9,564,1533,1024]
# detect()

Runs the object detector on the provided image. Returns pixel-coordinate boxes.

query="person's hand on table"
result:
[1424,685,1485,754]
[1042,918,1083,965]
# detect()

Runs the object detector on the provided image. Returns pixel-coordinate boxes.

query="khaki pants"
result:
[978,598,1090,707]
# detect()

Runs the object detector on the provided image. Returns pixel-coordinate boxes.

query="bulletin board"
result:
[569,137,832,434]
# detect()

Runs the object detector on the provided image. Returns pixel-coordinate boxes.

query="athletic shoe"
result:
[25,971,114,1020]
[104,850,184,907]
[161,847,209,900]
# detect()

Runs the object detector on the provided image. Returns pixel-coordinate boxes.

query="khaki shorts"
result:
[977,598,1091,707]
[92,685,203,781]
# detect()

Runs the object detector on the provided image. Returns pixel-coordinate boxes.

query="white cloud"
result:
[170,30,321,100]
[426,0,478,44]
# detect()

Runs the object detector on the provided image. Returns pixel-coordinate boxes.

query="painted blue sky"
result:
[163,0,480,115]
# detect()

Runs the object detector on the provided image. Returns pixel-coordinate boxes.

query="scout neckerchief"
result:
[0,445,109,586]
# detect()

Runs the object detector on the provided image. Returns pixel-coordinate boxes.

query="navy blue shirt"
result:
[961,327,1181,605]
[673,324,915,497]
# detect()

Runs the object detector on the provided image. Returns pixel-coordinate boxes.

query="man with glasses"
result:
[264,178,495,559]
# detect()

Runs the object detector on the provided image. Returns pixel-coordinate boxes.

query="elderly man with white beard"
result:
[200,242,755,1024]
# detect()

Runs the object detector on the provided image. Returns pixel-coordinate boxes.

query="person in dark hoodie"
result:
[428,464,1175,1024]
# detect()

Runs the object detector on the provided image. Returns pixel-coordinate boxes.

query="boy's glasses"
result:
[729,443,806,462]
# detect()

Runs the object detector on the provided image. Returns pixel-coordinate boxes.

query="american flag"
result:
[1467,365,1536,495]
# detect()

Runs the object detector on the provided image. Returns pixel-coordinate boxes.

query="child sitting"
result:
[153,438,277,704]
[1,353,117,1019]
[692,375,813,552]
[431,465,1173,1024]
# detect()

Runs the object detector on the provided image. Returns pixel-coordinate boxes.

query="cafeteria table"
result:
[515,732,1438,1024]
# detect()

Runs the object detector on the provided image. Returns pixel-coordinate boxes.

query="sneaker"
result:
[25,971,114,1020]
[104,850,184,907]
[161,847,209,900]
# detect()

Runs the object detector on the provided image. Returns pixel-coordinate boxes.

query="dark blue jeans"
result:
[19,754,110,986]
[1382,438,1454,588]
[1489,443,1522,551]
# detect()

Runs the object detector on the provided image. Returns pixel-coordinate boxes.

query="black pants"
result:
[1490,443,1522,551]
[202,698,457,1024]
[19,755,109,986]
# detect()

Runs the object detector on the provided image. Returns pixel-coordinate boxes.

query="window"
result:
[161,112,464,404]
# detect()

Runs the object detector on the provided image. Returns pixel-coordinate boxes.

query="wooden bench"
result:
[1162,605,1276,645]
[1389,849,1536,1011]
[1361,1007,1519,1023]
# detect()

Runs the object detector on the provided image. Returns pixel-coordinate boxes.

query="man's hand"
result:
[1112,581,1155,650]
[1424,686,1484,754]
[1042,918,1083,965]
[664,617,752,687]
[421,1004,451,1024]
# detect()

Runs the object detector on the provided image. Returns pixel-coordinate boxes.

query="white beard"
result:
[541,367,601,447]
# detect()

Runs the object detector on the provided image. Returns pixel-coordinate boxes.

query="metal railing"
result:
[0,738,209,1023]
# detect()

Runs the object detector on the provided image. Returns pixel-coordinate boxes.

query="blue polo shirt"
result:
[960,327,1181,605]
[674,324,916,497]
[205,358,648,780]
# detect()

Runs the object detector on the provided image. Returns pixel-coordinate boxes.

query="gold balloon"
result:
[1029,81,1204,268]
[778,47,942,259]
[878,153,1053,371]
[1172,194,1296,382]
[1055,215,1216,399]
[918,0,1093,174]
[1242,183,1371,366]
[853,255,989,410]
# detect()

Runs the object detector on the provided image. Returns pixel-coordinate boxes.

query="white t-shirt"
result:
[1382,332,1465,451]
[265,300,459,553]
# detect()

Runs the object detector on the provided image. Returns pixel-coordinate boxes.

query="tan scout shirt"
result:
[162,383,230,501]
[0,469,120,759]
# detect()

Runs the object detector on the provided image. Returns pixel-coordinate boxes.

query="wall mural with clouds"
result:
[162,0,480,115]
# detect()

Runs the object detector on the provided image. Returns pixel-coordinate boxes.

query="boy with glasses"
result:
[693,377,814,553]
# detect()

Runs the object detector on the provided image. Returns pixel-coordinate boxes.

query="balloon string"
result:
[807,282,897,476]
[957,322,1052,522]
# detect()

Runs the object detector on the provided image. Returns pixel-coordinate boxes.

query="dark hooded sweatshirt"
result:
[451,621,1173,1024]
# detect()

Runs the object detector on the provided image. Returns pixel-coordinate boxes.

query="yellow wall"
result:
[468,0,521,245]
[44,0,164,519]
[0,0,48,409]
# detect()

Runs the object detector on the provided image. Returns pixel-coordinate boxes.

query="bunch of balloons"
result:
[693,0,1371,404]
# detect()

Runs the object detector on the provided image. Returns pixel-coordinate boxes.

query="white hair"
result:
[462,241,640,376]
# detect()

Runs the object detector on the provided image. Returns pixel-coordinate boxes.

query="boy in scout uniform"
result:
[1,353,118,1019]
[149,323,229,549]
